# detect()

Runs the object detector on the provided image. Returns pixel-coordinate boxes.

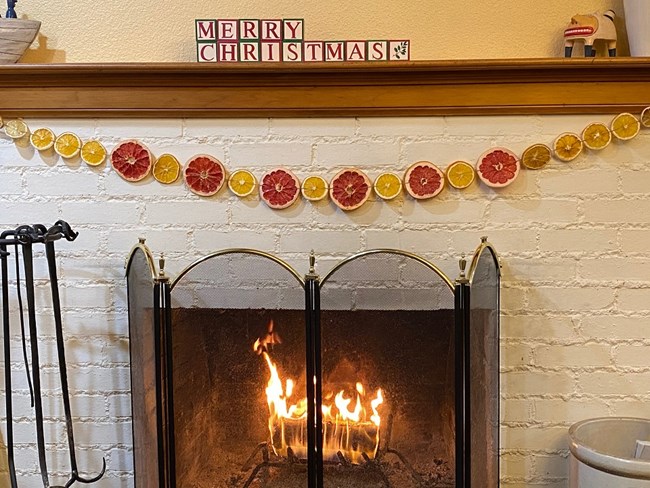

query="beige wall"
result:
[21,0,628,63]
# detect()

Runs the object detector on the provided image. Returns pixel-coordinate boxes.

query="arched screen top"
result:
[125,242,157,282]
[170,249,305,310]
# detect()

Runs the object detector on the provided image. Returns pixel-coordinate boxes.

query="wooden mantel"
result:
[0,58,649,118]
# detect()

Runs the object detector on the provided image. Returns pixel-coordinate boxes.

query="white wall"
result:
[1,114,650,487]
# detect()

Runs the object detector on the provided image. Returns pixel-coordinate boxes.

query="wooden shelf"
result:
[0,58,649,118]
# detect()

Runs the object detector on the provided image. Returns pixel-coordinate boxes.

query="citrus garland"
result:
[2,108,650,211]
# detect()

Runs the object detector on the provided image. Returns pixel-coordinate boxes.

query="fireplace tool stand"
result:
[0,221,106,488]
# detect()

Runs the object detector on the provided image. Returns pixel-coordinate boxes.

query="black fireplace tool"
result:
[1,221,106,487]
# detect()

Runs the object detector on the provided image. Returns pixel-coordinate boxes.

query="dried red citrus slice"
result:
[404,161,445,199]
[329,168,372,211]
[183,154,226,196]
[260,168,301,209]
[110,140,153,182]
[476,147,520,188]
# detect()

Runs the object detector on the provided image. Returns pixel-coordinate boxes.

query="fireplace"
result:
[126,239,500,488]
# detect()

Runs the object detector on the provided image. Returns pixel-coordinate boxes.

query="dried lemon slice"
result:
[54,132,82,159]
[521,143,552,170]
[641,107,650,128]
[445,160,475,189]
[4,118,29,139]
[81,140,107,166]
[610,113,640,141]
[553,132,583,162]
[373,172,402,200]
[30,128,55,151]
[301,175,328,201]
[228,169,256,197]
[582,122,611,150]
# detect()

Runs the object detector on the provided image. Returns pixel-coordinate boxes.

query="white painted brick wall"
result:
[0,114,649,487]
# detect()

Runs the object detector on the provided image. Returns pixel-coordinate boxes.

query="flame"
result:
[255,320,384,464]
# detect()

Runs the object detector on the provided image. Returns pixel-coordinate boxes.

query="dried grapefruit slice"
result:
[153,154,181,184]
[553,132,583,162]
[445,160,475,189]
[301,175,328,202]
[521,143,552,170]
[330,168,371,211]
[54,132,82,159]
[404,161,445,199]
[476,148,520,188]
[228,169,257,197]
[582,122,611,150]
[80,140,107,166]
[183,154,226,196]
[373,172,402,200]
[260,168,301,209]
[641,107,650,128]
[610,113,640,141]
[30,128,55,151]
[111,140,153,181]
[4,119,28,139]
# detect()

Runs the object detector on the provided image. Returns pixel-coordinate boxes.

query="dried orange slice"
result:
[301,175,328,201]
[228,169,257,197]
[582,122,611,150]
[610,113,640,141]
[373,172,402,200]
[641,107,650,128]
[4,119,28,139]
[184,155,226,196]
[445,160,475,189]
[553,132,583,162]
[30,128,55,151]
[404,161,445,199]
[330,168,372,210]
[476,148,520,188]
[80,140,107,166]
[521,143,551,170]
[0,116,3,128]
[111,140,153,181]
[54,132,82,159]
[152,153,181,184]
[260,168,301,209]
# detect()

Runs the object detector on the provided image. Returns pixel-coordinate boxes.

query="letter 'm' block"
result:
[196,20,216,41]
[324,41,345,62]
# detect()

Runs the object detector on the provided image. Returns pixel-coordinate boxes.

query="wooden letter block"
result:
[260,42,281,62]
[325,41,345,62]
[283,19,304,41]
[261,20,283,41]
[217,19,238,41]
[197,42,217,62]
[239,42,260,62]
[345,41,366,61]
[282,42,303,62]
[239,19,260,40]
[303,41,324,62]
[367,41,388,61]
[389,40,410,60]
[196,20,216,41]
[218,42,239,62]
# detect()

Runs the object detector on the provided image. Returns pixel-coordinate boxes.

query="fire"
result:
[254,320,384,464]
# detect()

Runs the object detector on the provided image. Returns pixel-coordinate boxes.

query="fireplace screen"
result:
[126,239,500,488]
